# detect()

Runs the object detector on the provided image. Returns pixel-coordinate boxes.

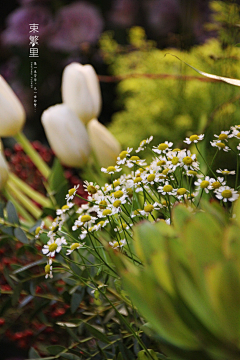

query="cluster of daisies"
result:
[40,126,240,279]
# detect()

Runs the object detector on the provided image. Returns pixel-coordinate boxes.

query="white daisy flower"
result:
[158,181,177,196]
[83,181,100,195]
[116,148,133,165]
[42,236,67,257]
[152,141,173,154]
[125,156,146,169]
[109,239,126,249]
[56,202,74,216]
[210,140,230,152]
[101,165,122,174]
[45,258,53,279]
[35,221,45,239]
[216,169,235,175]
[184,134,204,144]
[66,242,84,255]
[65,185,79,203]
[194,176,212,194]
[136,136,153,152]
[214,186,239,202]
[139,202,162,216]
[214,130,233,141]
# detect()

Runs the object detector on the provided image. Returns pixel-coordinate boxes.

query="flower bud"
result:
[61,62,101,124]
[0,142,9,189]
[87,119,121,167]
[0,76,25,136]
[41,104,91,167]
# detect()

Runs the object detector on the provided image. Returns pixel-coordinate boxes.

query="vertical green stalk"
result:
[14,132,51,179]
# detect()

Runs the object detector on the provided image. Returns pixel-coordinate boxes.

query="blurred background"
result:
[1,0,240,158]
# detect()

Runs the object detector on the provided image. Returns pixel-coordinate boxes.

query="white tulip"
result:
[0,142,9,189]
[61,62,101,124]
[87,119,121,167]
[0,76,25,137]
[41,104,91,167]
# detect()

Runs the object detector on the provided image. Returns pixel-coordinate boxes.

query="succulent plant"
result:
[114,199,240,360]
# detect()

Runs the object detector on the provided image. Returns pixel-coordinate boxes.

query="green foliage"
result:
[100,24,240,150]
[115,199,240,360]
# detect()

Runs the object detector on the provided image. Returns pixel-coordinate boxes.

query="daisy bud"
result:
[41,104,91,167]
[87,119,121,167]
[0,76,25,136]
[61,62,101,124]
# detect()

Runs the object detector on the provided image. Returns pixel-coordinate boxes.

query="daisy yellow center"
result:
[237,132,240,138]
[48,243,58,252]
[119,151,128,159]
[113,200,121,208]
[113,180,120,187]
[134,209,141,215]
[87,185,97,194]
[68,188,76,196]
[81,215,91,223]
[158,143,168,150]
[138,167,145,173]
[99,221,106,227]
[200,180,209,189]
[112,242,119,249]
[162,168,170,175]
[45,264,51,274]
[212,181,221,189]
[216,142,225,148]
[162,200,167,206]
[103,209,112,216]
[172,157,179,165]
[147,174,155,182]
[35,226,41,235]
[218,133,228,140]
[121,223,127,229]
[140,139,146,146]
[189,135,199,141]
[157,160,166,166]
[114,190,123,198]
[177,188,187,195]
[99,200,107,209]
[221,190,232,198]
[130,156,140,161]
[183,156,193,165]
[107,166,116,172]
[134,177,142,183]
[51,224,59,233]
[163,185,173,193]
[222,171,230,174]
[173,148,181,152]
[70,243,80,251]
[188,170,197,176]
[127,188,133,196]
[144,204,154,213]
[62,205,69,210]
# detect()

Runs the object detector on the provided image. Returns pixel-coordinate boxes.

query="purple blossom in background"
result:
[48,2,104,52]
[108,0,139,27]
[1,5,53,46]
[144,0,180,35]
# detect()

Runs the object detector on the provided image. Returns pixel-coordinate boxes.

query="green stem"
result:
[14,132,51,179]
[5,180,42,219]
[2,189,35,224]
[195,143,216,178]
[9,173,51,208]
[236,154,239,190]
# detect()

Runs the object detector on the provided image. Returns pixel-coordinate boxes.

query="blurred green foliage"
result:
[100,1,240,151]
[114,199,240,360]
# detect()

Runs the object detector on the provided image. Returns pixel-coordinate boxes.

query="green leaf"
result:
[0,202,4,218]
[61,353,81,360]
[11,283,22,306]
[55,181,69,207]
[49,158,66,191]
[47,345,66,355]
[71,290,85,313]
[84,322,110,344]
[14,227,28,244]
[29,347,42,359]
[6,201,19,224]
[3,268,14,289]
[13,259,45,274]
[41,207,57,218]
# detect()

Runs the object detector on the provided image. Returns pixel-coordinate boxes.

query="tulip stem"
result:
[9,173,52,208]
[5,180,42,219]
[2,189,35,224]
[14,132,51,179]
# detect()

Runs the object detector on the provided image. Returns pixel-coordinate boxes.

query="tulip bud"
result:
[0,76,25,136]
[87,119,121,167]
[61,62,101,124]
[41,104,91,167]
[0,142,9,189]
